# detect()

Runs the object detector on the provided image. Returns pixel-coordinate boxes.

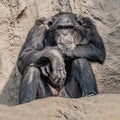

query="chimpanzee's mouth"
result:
[57,42,74,46]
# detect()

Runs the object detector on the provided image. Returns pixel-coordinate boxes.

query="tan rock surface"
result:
[0,94,120,120]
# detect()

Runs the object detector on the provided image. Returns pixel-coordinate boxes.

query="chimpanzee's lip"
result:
[57,42,73,45]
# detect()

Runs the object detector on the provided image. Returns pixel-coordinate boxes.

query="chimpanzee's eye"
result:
[57,26,64,29]
[57,25,74,30]
[66,26,74,29]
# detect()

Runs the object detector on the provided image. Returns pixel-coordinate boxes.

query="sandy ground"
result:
[0,94,120,120]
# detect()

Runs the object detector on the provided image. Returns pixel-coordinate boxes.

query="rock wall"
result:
[0,0,120,105]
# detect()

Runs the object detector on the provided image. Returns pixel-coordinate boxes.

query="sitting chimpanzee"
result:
[17,12,106,104]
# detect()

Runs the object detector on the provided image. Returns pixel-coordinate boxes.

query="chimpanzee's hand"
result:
[49,49,66,89]
[40,63,51,77]
[61,49,73,59]
[81,17,96,31]
[40,47,66,89]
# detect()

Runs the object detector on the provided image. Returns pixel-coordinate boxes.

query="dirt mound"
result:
[0,94,120,120]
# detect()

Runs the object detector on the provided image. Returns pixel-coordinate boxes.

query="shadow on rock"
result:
[0,65,21,106]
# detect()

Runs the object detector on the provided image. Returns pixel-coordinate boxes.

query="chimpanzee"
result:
[17,12,106,104]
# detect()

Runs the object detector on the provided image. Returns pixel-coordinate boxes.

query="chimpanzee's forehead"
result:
[56,14,77,25]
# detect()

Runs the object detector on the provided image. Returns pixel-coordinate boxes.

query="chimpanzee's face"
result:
[50,14,82,51]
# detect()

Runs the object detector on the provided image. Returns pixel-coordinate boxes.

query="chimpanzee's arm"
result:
[17,19,65,79]
[63,18,106,64]
[17,19,48,74]
[73,33,105,64]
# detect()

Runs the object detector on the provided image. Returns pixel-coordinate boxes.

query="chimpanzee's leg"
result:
[65,58,98,98]
[19,66,53,104]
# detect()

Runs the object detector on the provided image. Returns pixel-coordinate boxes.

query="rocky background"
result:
[0,0,120,119]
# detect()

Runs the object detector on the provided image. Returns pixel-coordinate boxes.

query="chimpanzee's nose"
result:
[62,30,69,36]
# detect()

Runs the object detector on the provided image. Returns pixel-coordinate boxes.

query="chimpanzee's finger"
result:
[41,66,48,76]
[45,64,51,75]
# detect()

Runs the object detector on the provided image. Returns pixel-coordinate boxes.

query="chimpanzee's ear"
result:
[48,14,58,27]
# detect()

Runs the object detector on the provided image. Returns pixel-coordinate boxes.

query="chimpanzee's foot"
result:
[84,92,98,97]
[48,84,59,96]
[58,87,70,98]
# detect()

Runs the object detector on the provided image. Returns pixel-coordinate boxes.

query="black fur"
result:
[17,12,106,104]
